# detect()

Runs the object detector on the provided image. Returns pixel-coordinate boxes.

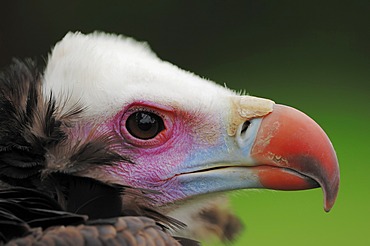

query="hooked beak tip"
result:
[251,104,340,211]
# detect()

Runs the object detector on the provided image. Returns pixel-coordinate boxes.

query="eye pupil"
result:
[126,111,165,140]
[137,113,156,131]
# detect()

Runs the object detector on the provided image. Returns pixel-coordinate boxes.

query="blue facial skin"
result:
[176,118,263,197]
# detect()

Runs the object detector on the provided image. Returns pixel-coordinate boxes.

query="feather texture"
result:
[0,59,55,187]
[0,59,197,245]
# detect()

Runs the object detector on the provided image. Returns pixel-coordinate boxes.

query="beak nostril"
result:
[241,121,251,136]
[235,118,260,149]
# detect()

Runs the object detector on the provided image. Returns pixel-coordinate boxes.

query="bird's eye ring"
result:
[125,111,165,140]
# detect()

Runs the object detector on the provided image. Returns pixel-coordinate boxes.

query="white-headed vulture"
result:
[0,32,340,245]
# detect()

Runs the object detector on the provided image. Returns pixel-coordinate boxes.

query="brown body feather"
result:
[6,216,182,246]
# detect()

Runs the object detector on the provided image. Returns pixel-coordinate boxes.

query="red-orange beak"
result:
[251,104,340,211]
[174,99,339,212]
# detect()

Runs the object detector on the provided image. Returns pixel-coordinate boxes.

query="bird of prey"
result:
[0,32,339,245]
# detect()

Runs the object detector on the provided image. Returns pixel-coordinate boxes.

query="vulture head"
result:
[1,32,340,243]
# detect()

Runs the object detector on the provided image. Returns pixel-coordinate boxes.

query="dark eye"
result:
[126,111,165,140]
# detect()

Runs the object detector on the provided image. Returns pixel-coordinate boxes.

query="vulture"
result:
[0,32,340,245]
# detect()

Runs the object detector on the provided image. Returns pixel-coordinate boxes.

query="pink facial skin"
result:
[98,101,223,205]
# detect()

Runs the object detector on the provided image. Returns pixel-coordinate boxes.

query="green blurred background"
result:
[0,1,369,245]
